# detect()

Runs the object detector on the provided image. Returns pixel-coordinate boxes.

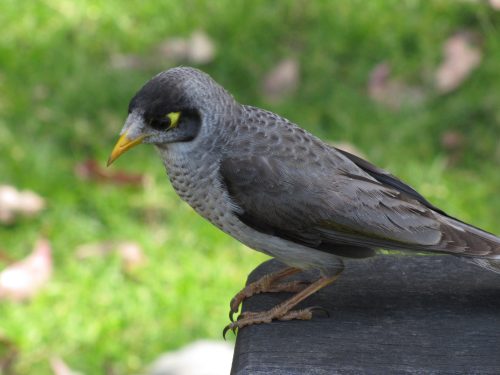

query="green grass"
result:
[1,1,499,373]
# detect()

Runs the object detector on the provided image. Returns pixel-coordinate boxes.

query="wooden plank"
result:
[231,255,500,374]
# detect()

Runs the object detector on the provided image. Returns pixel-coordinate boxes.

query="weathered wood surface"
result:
[231,255,500,375]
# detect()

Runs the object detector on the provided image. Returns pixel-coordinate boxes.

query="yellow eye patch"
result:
[166,112,181,129]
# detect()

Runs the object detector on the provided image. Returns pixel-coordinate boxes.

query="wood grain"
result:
[231,255,500,374]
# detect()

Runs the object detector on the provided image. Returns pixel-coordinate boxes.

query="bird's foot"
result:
[229,280,310,321]
[224,273,341,338]
[229,267,304,322]
[223,306,329,338]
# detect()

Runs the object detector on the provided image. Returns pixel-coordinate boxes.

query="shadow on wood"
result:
[231,255,500,375]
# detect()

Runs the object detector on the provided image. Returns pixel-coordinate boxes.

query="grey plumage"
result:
[116,67,500,275]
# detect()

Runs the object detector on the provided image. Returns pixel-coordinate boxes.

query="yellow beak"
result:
[107,132,146,166]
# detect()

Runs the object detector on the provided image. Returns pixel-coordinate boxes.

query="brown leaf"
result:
[368,62,425,109]
[75,159,145,187]
[157,37,189,62]
[158,30,216,65]
[50,357,82,375]
[117,242,146,271]
[109,53,148,70]
[435,32,482,94]
[75,242,116,258]
[489,0,500,10]
[0,250,13,264]
[262,58,300,102]
[187,31,216,64]
[441,130,465,167]
[0,238,52,302]
[441,130,465,151]
[111,30,216,71]
[75,241,146,271]
[0,185,45,224]
[368,62,391,101]
[0,336,18,375]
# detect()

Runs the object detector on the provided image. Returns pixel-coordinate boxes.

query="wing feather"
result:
[220,153,499,257]
[219,106,500,258]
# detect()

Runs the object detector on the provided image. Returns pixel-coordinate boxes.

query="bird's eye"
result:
[165,112,181,129]
[149,111,181,131]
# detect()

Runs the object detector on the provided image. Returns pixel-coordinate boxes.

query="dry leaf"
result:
[0,336,18,374]
[76,241,145,271]
[187,31,216,64]
[489,0,500,10]
[111,30,216,70]
[0,238,52,302]
[75,159,145,187]
[441,131,465,151]
[0,250,13,264]
[158,30,216,65]
[441,130,465,167]
[368,62,425,109]
[117,242,146,271]
[50,357,83,375]
[435,32,482,94]
[368,62,391,102]
[109,53,147,70]
[75,242,116,258]
[262,58,300,102]
[157,38,189,62]
[0,185,45,224]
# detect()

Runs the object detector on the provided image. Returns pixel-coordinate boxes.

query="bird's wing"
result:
[219,152,498,257]
[334,147,447,215]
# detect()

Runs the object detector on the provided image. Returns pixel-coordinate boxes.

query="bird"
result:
[108,67,500,335]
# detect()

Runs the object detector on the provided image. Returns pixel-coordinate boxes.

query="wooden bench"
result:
[231,255,500,374]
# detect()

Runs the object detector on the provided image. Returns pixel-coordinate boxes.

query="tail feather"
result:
[440,217,500,274]
[441,216,500,258]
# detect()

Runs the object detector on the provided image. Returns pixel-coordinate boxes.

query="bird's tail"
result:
[439,216,500,274]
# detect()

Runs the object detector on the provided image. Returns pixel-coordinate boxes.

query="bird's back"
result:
[218,105,500,272]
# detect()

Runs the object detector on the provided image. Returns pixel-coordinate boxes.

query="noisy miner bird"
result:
[108,67,500,334]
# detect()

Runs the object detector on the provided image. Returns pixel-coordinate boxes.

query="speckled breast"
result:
[162,155,243,237]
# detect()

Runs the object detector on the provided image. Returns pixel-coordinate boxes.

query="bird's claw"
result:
[223,322,238,340]
[223,305,330,339]
[228,280,311,322]
[229,296,243,322]
[308,305,330,318]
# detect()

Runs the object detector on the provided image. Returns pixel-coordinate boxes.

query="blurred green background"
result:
[1,1,499,374]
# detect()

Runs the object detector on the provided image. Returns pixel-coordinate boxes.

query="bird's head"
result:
[107,67,234,166]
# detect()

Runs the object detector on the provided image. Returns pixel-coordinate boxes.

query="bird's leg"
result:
[224,271,342,338]
[229,267,308,321]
